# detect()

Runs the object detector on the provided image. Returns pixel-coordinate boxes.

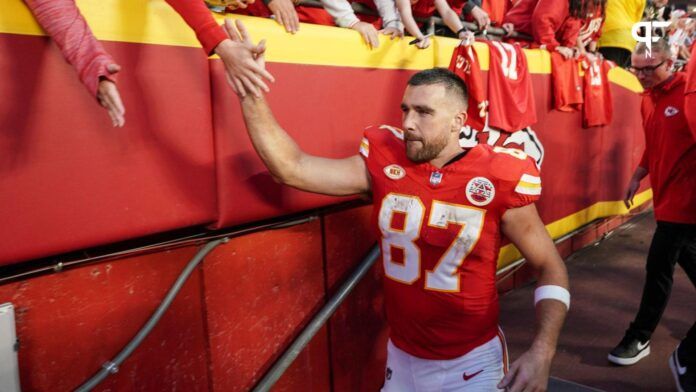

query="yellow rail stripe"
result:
[497,189,653,268]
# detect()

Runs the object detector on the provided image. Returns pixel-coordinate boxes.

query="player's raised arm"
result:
[228,20,371,197]
[498,203,569,392]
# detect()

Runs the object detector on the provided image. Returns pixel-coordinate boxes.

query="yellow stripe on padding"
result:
[497,189,653,269]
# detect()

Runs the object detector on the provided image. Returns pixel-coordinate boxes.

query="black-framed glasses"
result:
[629,60,666,75]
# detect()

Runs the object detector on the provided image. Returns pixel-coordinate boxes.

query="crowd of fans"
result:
[23,0,696,126]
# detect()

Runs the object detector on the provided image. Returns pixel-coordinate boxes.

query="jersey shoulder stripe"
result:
[515,173,542,195]
[359,137,370,158]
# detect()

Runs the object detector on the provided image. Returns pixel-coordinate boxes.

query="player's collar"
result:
[442,149,470,167]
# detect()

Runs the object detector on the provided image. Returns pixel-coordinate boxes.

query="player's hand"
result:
[96,63,125,127]
[497,347,552,392]
[555,46,574,60]
[351,21,380,49]
[415,35,431,49]
[218,19,275,98]
[470,5,490,31]
[624,177,640,209]
[268,0,299,33]
[379,26,403,40]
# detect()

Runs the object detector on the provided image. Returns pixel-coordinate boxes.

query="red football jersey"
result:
[360,125,541,359]
[577,16,604,47]
[449,41,488,131]
[583,58,614,128]
[551,53,583,112]
[487,41,538,132]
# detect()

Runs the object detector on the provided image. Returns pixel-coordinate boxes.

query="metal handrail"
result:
[74,238,228,392]
[252,244,381,392]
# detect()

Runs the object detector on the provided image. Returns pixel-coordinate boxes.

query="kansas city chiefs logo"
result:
[383,164,405,180]
[466,177,496,206]
[664,106,679,117]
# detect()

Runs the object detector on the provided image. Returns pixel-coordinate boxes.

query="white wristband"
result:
[534,285,570,310]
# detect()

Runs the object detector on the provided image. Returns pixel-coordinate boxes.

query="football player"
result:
[227,20,569,392]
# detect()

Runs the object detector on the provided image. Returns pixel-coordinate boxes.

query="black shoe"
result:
[669,344,696,392]
[607,335,650,365]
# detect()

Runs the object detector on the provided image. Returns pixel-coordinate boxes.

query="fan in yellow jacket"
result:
[598,0,646,67]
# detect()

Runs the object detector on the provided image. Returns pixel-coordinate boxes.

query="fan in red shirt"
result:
[502,0,606,60]
[608,39,696,392]
[229,21,569,392]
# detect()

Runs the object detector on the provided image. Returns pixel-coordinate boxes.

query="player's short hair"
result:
[634,37,672,60]
[407,68,468,109]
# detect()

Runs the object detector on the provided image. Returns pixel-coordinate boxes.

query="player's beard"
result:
[405,131,449,163]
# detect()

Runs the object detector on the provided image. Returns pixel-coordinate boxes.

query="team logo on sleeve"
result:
[466,177,495,206]
[384,164,406,180]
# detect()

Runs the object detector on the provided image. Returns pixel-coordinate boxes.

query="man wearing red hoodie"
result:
[610,38,696,392]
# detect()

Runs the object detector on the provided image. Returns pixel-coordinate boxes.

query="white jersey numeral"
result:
[378,193,486,292]
[378,194,424,284]
[492,42,518,81]
[425,202,485,291]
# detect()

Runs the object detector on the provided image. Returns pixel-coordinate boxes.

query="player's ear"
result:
[452,111,467,133]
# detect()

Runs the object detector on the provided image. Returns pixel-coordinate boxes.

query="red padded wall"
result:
[0,35,217,266]
[323,206,388,392]
[0,246,210,391]
[202,220,330,391]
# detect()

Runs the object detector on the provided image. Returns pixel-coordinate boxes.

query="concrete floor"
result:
[500,211,695,392]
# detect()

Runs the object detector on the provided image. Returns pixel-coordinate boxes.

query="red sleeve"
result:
[531,0,569,51]
[686,45,696,139]
[508,156,542,208]
[165,0,227,55]
[24,0,116,97]
[557,17,582,48]
[502,0,535,36]
[490,148,542,208]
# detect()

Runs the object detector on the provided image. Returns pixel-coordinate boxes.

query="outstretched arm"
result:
[434,0,465,37]
[165,1,274,98]
[228,20,371,196]
[25,0,125,127]
[498,203,569,392]
[396,0,430,48]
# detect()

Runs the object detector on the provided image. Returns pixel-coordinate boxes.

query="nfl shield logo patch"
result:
[466,177,495,206]
[429,171,443,187]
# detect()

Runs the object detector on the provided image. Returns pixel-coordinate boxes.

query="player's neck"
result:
[429,145,467,168]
